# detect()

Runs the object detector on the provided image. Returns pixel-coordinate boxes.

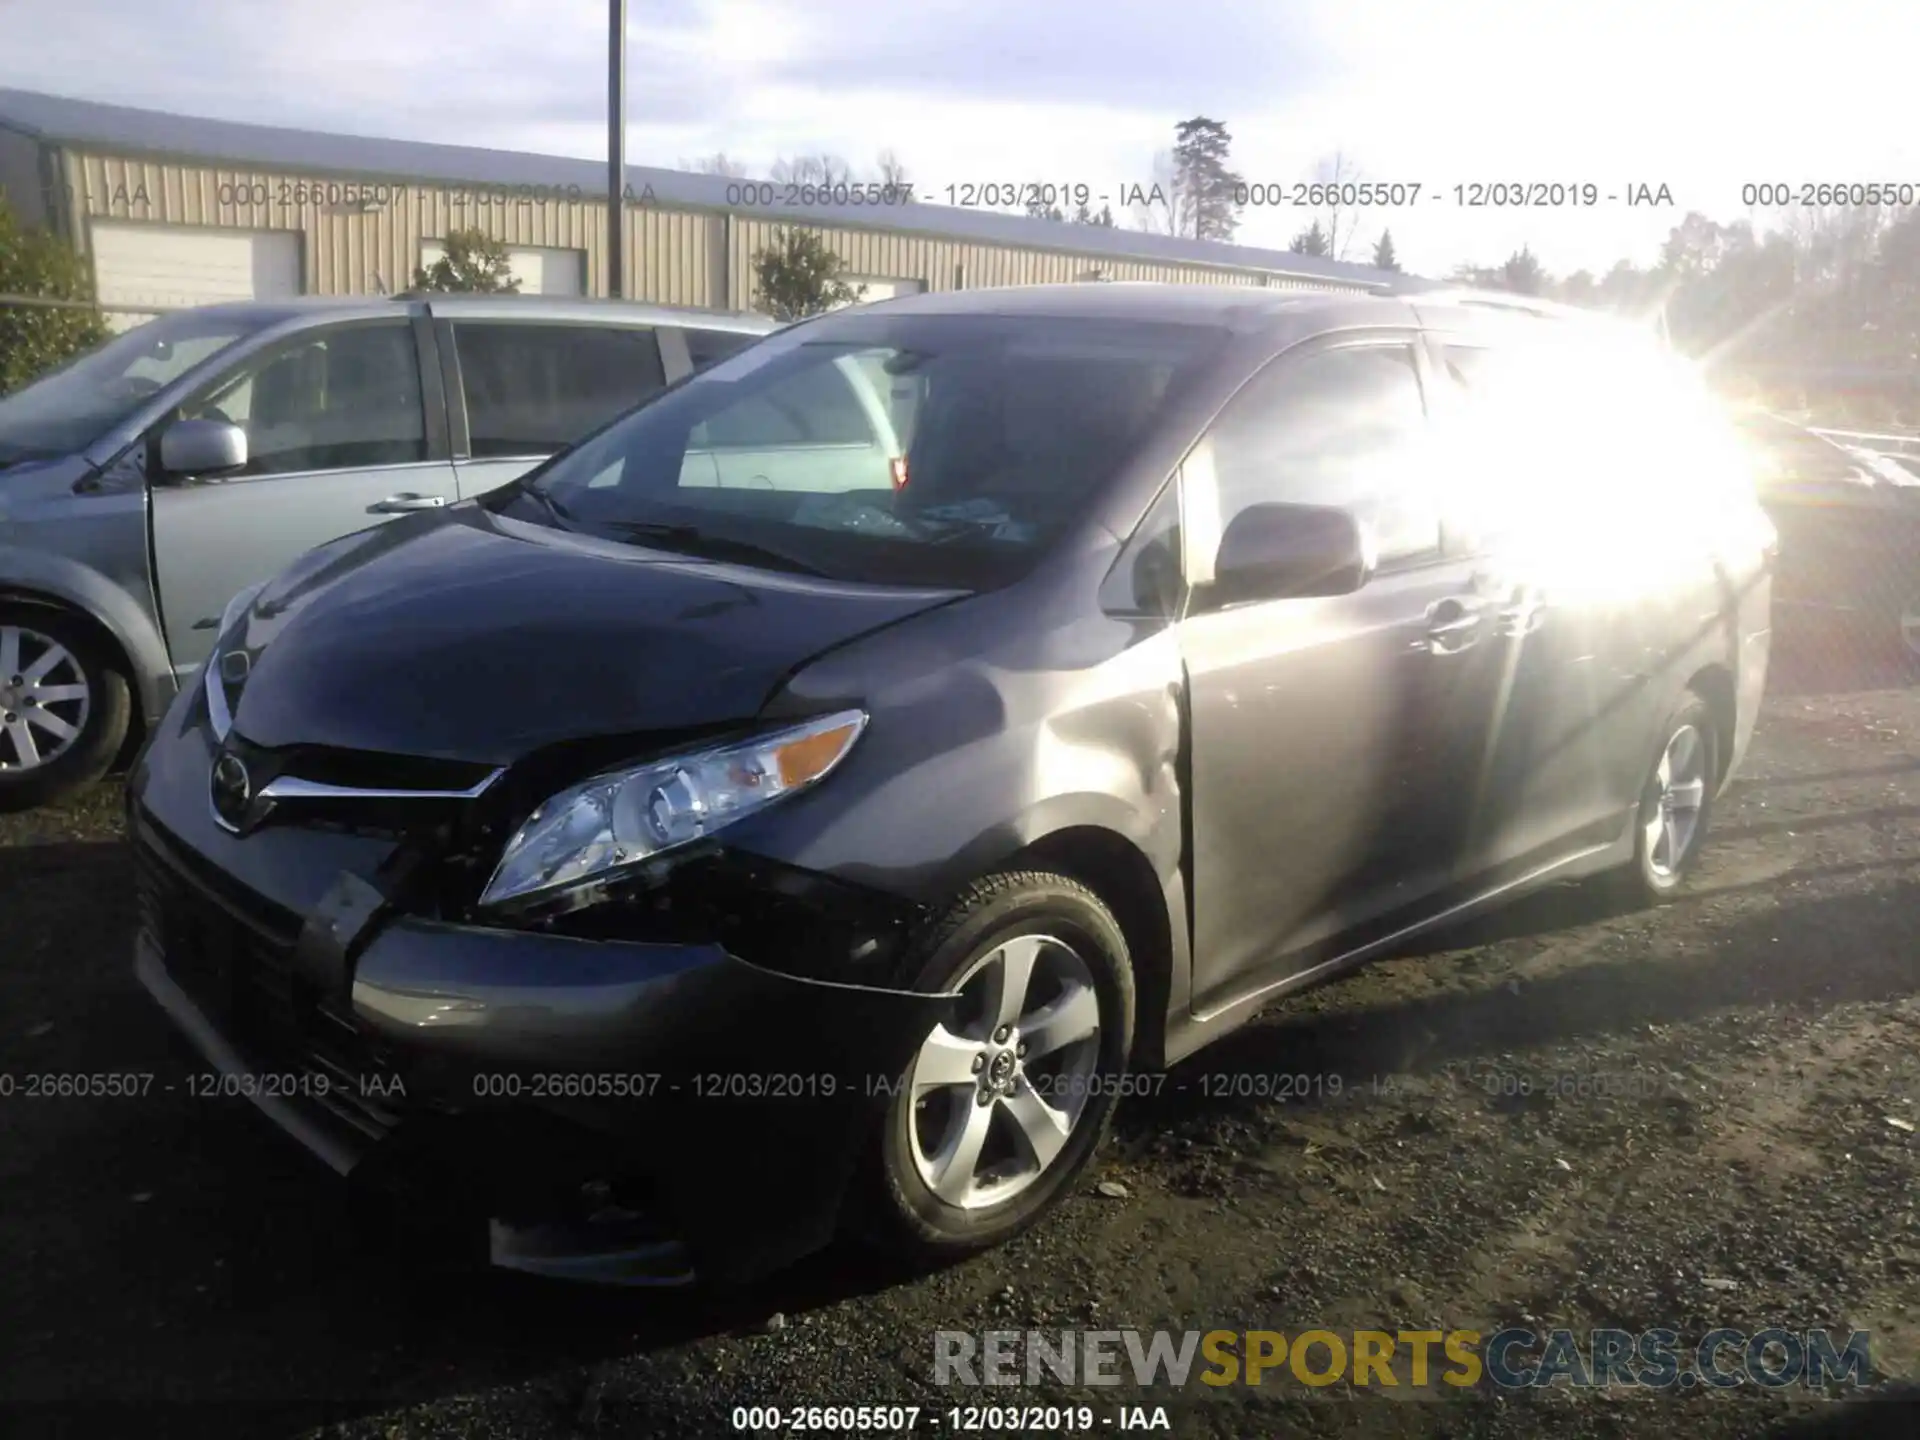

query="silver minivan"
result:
[0,295,776,809]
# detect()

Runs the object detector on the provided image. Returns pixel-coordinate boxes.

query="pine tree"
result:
[1288,221,1330,257]
[1171,118,1244,241]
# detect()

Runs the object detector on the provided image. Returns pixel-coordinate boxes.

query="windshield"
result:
[0,311,270,463]
[502,312,1226,589]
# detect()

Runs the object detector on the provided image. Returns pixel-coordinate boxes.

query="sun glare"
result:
[1434,333,1759,603]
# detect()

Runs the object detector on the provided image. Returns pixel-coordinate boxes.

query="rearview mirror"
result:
[1207,502,1374,607]
[159,419,248,478]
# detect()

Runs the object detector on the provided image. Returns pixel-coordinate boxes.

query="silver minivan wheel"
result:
[865,870,1135,1260]
[0,623,92,774]
[906,932,1103,1210]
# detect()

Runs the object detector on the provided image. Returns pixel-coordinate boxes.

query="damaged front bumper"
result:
[130,759,951,1287]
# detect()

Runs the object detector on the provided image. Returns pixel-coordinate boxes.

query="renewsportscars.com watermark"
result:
[934,1327,1877,1392]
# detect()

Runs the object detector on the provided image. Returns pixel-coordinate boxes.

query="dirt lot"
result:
[3,639,1919,1440]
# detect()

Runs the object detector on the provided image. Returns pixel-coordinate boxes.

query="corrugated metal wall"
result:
[723,218,1369,301]
[57,147,1371,309]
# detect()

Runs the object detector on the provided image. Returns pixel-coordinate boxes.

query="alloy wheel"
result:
[1643,723,1708,879]
[0,625,92,774]
[906,933,1103,1210]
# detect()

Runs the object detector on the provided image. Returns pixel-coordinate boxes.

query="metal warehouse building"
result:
[0,88,1400,329]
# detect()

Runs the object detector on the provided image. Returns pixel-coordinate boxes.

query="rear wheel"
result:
[860,871,1134,1260]
[1612,694,1718,906]
[0,608,131,813]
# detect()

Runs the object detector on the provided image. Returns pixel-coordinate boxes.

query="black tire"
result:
[0,606,132,813]
[856,870,1135,1261]
[1610,693,1719,907]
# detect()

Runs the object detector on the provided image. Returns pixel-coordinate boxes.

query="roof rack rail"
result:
[1403,287,1587,319]
[1406,286,1673,343]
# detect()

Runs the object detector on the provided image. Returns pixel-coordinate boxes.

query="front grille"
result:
[134,840,301,1036]
[134,820,409,1137]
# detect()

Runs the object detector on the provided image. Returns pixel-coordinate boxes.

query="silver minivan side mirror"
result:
[159,419,248,477]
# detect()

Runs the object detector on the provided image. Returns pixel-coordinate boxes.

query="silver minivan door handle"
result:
[368,493,448,514]
[1416,595,1489,654]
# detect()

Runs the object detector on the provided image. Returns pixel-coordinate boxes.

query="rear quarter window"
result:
[692,361,878,448]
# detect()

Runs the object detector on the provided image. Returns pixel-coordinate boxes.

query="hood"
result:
[226,505,963,764]
[0,450,94,500]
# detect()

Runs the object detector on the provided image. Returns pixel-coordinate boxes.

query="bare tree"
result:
[681,153,749,178]
[875,149,912,195]
[1311,149,1364,262]
[1130,150,1180,236]
[770,155,856,188]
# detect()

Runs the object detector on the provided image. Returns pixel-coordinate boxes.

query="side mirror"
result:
[159,419,248,478]
[1208,502,1375,607]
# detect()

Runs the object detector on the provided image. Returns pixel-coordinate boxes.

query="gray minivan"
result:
[129,283,1773,1284]
[0,295,775,809]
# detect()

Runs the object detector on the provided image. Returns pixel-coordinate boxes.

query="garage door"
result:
[418,241,584,296]
[90,223,302,332]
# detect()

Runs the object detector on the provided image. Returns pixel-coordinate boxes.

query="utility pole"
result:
[607,0,627,298]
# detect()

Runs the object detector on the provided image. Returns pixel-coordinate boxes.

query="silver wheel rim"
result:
[0,625,91,774]
[907,933,1103,1211]
[1643,723,1707,879]
[1900,600,1920,658]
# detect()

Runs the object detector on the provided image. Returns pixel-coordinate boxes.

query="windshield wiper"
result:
[518,484,579,528]
[599,521,831,577]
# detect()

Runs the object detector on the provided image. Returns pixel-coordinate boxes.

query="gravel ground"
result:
[3,638,1919,1440]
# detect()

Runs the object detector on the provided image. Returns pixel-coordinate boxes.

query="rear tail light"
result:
[890,456,909,491]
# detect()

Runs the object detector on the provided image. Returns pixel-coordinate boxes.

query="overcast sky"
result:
[4,0,1918,277]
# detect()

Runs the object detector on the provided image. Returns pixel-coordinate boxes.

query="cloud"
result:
[4,0,1919,278]
[0,0,721,134]
[738,0,1334,113]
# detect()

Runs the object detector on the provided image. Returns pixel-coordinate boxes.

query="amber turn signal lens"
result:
[774,719,865,788]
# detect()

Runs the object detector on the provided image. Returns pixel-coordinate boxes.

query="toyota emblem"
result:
[210,752,252,829]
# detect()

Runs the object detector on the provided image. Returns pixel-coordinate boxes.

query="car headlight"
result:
[219,580,267,640]
[480,709,868,910]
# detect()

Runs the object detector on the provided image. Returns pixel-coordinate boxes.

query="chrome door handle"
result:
[368,493,448,513]
[1417,596,1487,654]
[1493,594,1549,638]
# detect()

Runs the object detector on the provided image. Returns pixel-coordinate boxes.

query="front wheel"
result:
[860,871,1135,1260]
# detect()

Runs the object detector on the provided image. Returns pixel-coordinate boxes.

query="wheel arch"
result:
[1683,661,1737,788]
[998,824,1177,1072]
[0,547,174,731]
[0,584,152,765]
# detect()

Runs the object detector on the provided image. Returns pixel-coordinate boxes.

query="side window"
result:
[684,327,760,372]
[691,358,879,449]
[186,322,427,478]
[1099,482,1184,617]
[454,323,666,457]
[1207,344,1441,565]
[1442,344,1495,392]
